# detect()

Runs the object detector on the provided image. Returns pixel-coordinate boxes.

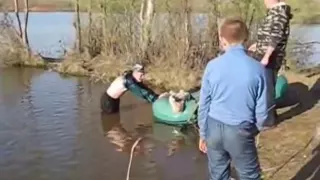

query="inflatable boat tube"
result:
[275,74,289,101]
[152,97,198,126]
[152,75,288,125]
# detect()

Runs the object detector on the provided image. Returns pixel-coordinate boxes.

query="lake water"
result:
[0,67,208,180]
[0,12,319,65]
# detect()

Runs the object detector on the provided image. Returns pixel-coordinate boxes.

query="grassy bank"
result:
[257,72,320,180]
[0,34,202,92]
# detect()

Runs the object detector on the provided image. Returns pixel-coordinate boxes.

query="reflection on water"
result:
[101,112,132,152]
[0,67,207,180]
[100,112,153,155]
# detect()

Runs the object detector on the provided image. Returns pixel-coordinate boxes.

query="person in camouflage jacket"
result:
[249,0,293,125]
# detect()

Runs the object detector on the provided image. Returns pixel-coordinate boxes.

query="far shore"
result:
[1,6,79,13]
[1,6,320,25]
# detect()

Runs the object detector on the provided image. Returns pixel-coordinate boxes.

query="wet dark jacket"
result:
[123,71,158,103]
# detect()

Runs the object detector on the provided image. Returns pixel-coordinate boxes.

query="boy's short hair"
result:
[219,18,248,44]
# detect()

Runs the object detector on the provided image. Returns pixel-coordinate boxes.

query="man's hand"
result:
[248,43,257,52]
[261,56,269,66]
[261,46,275,66]
[198,139,207,153]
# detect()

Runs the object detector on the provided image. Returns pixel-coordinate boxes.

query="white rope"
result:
[126,137,143,180]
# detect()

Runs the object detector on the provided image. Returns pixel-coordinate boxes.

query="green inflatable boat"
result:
[275,74,289,101]
[152,74,289,126]
[152,96,198,126]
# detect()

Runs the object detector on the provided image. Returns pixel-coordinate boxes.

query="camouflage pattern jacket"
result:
[254,2,293,70]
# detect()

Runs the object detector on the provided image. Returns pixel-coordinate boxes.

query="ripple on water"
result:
[0,68,209,180]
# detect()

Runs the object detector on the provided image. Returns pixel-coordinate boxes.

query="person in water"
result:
[100,64,166,114]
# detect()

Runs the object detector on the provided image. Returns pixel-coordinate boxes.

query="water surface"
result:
[0,68,207,180]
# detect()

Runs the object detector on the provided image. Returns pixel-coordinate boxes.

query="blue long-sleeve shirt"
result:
[198,45,269,140]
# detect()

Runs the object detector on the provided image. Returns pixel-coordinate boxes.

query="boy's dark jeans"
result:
[265,68,279,126]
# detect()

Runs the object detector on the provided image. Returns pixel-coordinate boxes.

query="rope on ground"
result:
[268,135,315,179]
[126,137,143,180]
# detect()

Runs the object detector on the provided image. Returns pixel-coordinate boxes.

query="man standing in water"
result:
[100,64,166,114]
[198,18,269,180]
[249,0,293,124]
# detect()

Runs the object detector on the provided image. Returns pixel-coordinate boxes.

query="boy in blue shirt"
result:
[198,18,270,180]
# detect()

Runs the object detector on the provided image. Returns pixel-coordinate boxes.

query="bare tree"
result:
[86,0,93,56]
[206,0,220,59]
[183,0,192,51]
[74,0,82,53]
[128,0,137,44]
[14,0,23,39]
[22,0,30,55]
[88,0,92,45]
[139,0,155,62]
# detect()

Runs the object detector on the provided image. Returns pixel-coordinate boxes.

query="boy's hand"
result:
[198,139,207,153]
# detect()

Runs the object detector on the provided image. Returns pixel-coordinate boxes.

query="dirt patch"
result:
[258,72,320,180]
